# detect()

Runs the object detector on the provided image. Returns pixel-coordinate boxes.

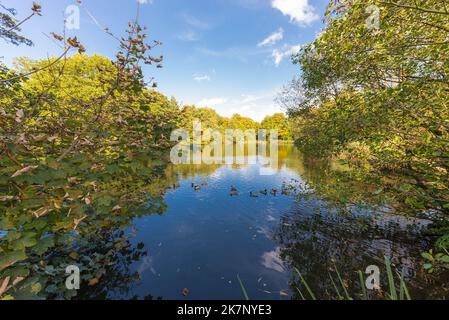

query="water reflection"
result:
[4,144,448,299]
[275,207,435,299]
[123,144,448,300]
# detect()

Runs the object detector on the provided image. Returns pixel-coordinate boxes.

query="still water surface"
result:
[89,144,445,300]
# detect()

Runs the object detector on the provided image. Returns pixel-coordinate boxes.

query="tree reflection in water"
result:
[274,195,449,299]
[4,144,448,299]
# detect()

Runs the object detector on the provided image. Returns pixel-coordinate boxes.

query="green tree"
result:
[261,113,293,140]
[285,0,449,264]
[179,105,222,132]
[229,114,260,132]
[0,15,173,298]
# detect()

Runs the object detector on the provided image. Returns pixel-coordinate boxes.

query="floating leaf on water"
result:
[280,290,289,297]
[261,290,271,294]
[182,288,189,296]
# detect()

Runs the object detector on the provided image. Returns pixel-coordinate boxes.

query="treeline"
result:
[179,105,293,140]
[283,0,449,267]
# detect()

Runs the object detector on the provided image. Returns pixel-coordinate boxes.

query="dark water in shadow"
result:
[97,144,448,300]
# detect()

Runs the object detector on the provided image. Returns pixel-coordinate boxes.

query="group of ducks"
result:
[230,186,290,197]
[191,181,208,191]
[191,181,291,197]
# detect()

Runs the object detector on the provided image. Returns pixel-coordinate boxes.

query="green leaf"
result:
[31,282,42,294]
[11,232,38,250]
[0,250,27,272]
[399,184,412,192]
[32,237,55,256]
[421,252,434,261]
[423,263,433,270]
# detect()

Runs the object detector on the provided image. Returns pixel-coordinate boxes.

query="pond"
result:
[73,144,447,300]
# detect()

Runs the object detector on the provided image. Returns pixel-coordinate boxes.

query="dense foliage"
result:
[0,0,181,297]
[286,0,449,267]
[261,113,293,141]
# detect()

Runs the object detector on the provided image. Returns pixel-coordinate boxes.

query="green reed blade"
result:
[328,271,344,300]
[384,256,397,300]
[294,268,316,300]
[333,263,352,300]
[237,274,250,301]
[358,270,368,300]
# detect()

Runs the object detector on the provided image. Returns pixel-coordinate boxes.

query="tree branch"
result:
[0,46,71,83]
[380,1,449,15]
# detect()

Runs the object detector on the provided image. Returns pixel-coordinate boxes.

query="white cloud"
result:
[226,94,280,121]
[193,91,284,122]
[271,0,318,25]
[177,13,212,43]
[257,28,284,47]
[182,13,212,30]
[272,43,302,66]
[178,30,200,41]
[198,97,228,107]
[262,247,286,273]
[193,74,211,82]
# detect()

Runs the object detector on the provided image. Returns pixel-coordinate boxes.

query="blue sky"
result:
[1,0,328,121]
